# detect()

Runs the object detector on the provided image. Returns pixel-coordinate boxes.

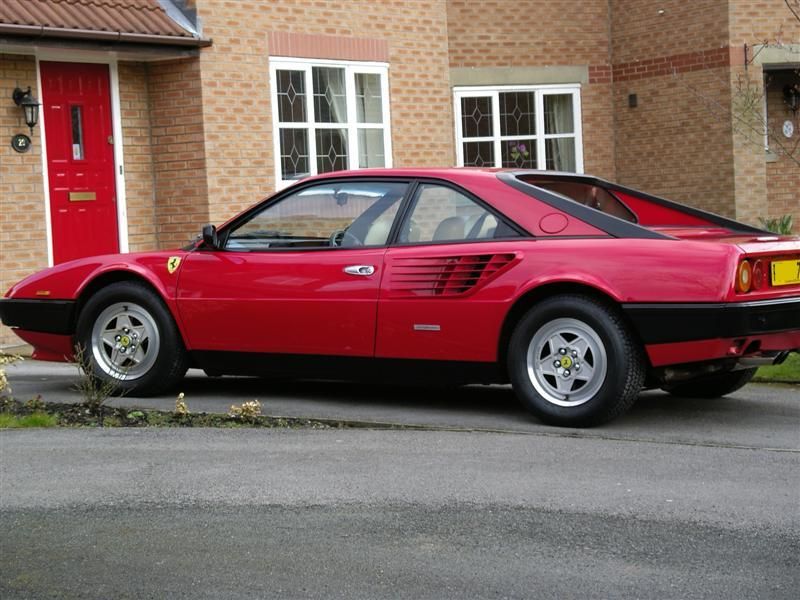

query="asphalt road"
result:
[1,361,799,598]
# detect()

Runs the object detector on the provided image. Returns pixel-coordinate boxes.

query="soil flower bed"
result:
[0,398,346,429]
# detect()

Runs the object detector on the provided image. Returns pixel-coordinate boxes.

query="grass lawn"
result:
[754,352,800,384]
[0,411,58,428]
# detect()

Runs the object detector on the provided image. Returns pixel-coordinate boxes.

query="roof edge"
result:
[0,23,211,47]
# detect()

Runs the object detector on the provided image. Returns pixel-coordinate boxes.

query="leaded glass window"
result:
[454,86,583,173]
[271,59,392,187]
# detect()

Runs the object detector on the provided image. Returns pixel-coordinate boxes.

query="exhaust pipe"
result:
[737,351,791,368]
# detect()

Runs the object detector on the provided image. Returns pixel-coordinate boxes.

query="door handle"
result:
[344,265,375,276]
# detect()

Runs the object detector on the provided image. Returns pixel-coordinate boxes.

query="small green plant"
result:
[24,395,46,412]
[229,399,262,423]
[758,214,794,235]
[73,345,122,423]
[0,412,58,428]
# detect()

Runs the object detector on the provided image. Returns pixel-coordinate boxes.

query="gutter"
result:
[0,23,212,47]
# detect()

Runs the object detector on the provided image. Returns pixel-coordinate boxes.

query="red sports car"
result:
[2,168,799,426]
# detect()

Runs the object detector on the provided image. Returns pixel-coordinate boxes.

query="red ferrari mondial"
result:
[2,168,799,426]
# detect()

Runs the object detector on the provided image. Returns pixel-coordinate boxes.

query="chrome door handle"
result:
[344,265,375,276]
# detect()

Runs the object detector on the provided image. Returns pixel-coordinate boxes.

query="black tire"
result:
[76,281,189,396]
[662,368,757,399]
[507,294,645,427]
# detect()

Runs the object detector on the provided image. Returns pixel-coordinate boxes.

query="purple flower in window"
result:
[509,142,530,162]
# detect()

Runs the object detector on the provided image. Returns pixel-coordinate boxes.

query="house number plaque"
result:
[11,134,31,153]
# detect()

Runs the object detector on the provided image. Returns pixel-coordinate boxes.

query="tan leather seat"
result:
[432,216,465,241]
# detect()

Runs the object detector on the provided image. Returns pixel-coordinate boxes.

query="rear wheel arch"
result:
[497,282,647,370]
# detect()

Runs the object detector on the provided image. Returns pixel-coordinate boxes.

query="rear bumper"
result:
[623,297,800,366]
[0,299,76,335]
[623,297,800,344]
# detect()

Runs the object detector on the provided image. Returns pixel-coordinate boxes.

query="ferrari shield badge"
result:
[167,256,181,274]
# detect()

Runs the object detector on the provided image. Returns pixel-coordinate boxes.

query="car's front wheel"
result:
[507,295,645,427]
[76,281,189,395]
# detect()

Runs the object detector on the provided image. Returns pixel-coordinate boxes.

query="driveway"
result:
[4,359,800,449]
[1,361,798,598]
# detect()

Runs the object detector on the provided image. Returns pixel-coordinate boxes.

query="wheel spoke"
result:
[132,344,147,365]
[574,337,590,358]
[553,375,570,395]
[116,314,134,331]
[538,357,558,377]
[574,362,595,381]
[101,331,117,349]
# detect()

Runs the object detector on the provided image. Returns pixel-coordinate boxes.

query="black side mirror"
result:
[202,224,219,249]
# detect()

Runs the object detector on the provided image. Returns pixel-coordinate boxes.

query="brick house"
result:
[0,0,798,348]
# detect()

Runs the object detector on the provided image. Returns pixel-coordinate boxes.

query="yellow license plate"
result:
[771,259,800,286]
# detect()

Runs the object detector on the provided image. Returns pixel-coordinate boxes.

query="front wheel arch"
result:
[75,280,189,395]
[74,271,188,347]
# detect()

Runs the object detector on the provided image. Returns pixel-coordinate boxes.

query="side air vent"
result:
[389,254,516,297]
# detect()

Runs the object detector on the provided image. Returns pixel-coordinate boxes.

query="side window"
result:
[225,181,407,250]
[530,180,637,223]
[398,184,517,244]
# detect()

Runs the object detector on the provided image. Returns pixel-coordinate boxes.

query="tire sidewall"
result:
[508,296,636,426]
[76,282,185,395]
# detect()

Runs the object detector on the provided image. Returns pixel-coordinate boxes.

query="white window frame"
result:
[453,84,584,173]
[270,57,392,190]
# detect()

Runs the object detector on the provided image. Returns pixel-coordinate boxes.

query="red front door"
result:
[40,61,119,264]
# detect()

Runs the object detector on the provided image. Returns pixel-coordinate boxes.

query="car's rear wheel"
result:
[662,368,757,399]
[507,295,645,427]
[76,281,189,395]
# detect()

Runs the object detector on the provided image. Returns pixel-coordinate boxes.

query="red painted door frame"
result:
[40,61,119,264]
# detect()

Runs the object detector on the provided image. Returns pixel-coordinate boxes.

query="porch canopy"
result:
[0,0,210,57]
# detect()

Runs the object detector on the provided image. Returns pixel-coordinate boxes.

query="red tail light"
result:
[751,260,765,290]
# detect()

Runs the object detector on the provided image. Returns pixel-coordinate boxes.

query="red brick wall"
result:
[193,0,454,225]
[0,54,48,347]
[729,0,800,45]
[446,0,616,179]
[765,70,800,232]
[610,0,742,216]
[118,62,158,251]
[147,58,210,248]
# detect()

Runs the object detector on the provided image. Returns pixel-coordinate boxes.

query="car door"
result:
[375,182,523,362]
[177,180,408,356]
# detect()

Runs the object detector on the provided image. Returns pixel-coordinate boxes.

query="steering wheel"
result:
[329,229,362,247]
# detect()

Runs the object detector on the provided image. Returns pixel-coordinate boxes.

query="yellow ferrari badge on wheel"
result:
[167,256,181,274]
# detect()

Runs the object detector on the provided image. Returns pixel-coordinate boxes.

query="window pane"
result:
[355,73,383,123]
[501,139,536,168]
[462,141,494,167]
[313,67,347,123]
[544,94,575,134]
[358,129,385,168]
[71,105,84,160]
[461,96,493,138]
[316,128,349,173]
[499,92,535,136]
[276,70,306,123]
[279,128,310,180]
[545,137,576,171]
[399,184,501,243]
[226,182,407,249]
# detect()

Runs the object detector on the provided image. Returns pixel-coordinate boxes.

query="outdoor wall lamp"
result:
[12,86,40,134]
[784,84,800,113]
